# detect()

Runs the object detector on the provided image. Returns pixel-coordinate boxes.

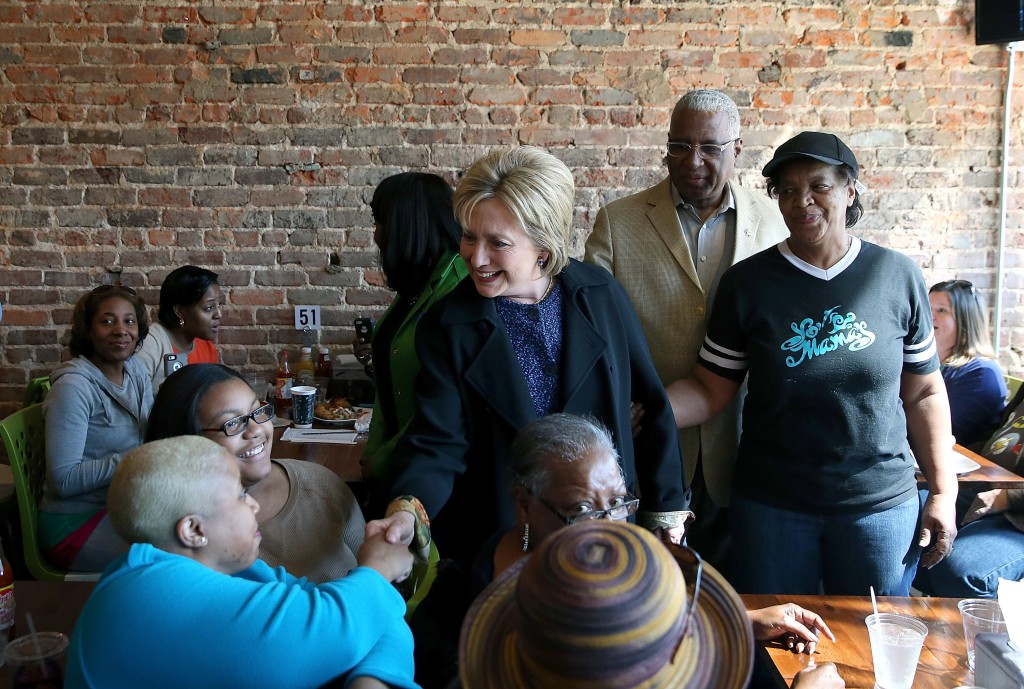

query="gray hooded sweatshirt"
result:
[40,356,153,515]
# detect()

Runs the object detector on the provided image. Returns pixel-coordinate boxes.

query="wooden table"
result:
[270,424,365,482]
[951,444,1024,487]
[0,581,95,689]
[742,594,968,689]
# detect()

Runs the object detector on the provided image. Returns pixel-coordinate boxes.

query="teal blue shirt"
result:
[66,544,419,689]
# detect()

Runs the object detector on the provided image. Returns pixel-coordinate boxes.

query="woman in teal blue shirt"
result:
[360,173,468,506]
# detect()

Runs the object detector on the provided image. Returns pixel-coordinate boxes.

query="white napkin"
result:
[280,428,358,444]
[998,577,1024,651]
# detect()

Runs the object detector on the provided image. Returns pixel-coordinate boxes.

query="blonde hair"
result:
[453,146,575,276]
[108,436,234,547]
[930,280,996,365]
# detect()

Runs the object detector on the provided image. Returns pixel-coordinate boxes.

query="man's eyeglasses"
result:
[666,138,739,160]
[201,403,274,437]
[534,493,640,526]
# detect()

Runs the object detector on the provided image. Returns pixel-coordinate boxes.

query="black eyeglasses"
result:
[667,138,739,160]
[934,279,975,295]
[201,403,274,437]
[533,492,640,526]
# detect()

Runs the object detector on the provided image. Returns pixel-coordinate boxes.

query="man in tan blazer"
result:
[585,89,788,566]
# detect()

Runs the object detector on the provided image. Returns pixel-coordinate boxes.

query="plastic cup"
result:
[958,598,1006,671]
[865,612,928,689]
[312,377,330,404]
[243,370,269,398]
[290,386,317,428]
[5,632,68,689]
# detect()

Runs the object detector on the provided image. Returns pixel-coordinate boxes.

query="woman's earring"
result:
[198,536,207,546]
[536,258,546,268]
[521,523,530,552]
[179,318,185,327]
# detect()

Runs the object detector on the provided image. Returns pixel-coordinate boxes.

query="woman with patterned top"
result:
[667,132,958,596]
[366,147,690,568]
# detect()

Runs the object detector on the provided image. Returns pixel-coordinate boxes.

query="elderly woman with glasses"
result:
[668,132,958,597]
[367,146,690,569]
[929,279,1007,446]
[146,363,365,583]
[40,284,153,572]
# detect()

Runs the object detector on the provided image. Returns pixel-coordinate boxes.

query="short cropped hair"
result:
[370,172,462,297]
[510,413,621,496]
[930,280,996,365]
[672,90,741,140]
[146,364,246,441]
[453,146,575,276]
[157,265,220,329]
[68,286,149,358]
[109,436,232,547]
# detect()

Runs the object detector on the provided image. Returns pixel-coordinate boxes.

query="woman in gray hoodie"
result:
[39,285,154,572]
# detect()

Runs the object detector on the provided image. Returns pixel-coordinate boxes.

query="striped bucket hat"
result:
[459,521,753,689]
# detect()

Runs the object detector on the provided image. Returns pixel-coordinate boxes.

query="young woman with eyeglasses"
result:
[40,284,153,571]
[929,279,1007,446]
[145,363,365,583]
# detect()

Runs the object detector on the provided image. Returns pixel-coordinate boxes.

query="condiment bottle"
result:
[297,346,315,385]
[0,538,15,655]
[274,349,293,417]
[316,347,332,380]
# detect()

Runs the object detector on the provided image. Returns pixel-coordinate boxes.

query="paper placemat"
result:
[280,427,359,444]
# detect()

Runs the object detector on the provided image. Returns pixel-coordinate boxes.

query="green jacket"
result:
[362,251,468,483]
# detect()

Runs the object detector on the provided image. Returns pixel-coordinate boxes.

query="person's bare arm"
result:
[666,365,740,428]
[901,370,957,568]
[791,663,844,689]
[348,678,389,689]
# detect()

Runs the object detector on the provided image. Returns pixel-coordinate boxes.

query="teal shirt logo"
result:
[781,306,875,367]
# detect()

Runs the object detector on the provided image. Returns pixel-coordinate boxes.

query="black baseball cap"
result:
[762,131,860,178]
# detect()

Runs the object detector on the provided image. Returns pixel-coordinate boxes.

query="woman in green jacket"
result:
[359,172,468,510]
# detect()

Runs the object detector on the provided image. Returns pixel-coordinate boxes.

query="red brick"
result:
[493,7,549,24]
[320,5,373,22]
[259,5,313,21]
[373,46,431,65]
[394,26,449,44]
[23,46,81,65]
[510,30,565,47]
[54,27,104,42]
[4,67,58,84]
[84,4,140,23]
[256,46,313,64]
[374,5,430,22]
[28,4,84,23]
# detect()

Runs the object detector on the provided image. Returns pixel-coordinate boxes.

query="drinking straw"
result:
[870,586,879,617]
[25,612,46,675]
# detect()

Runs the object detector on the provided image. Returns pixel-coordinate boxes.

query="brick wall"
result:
[1,0,1022,414]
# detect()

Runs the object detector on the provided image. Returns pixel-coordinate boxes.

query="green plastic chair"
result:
[0,404,68,581]
[21,376,51,408]
[1007,375,1023,402]
[403,539,440,622]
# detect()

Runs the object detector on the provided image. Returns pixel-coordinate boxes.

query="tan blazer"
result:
[585,177,789,506]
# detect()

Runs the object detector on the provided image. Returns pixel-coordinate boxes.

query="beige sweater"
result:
[257,459,365,583]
